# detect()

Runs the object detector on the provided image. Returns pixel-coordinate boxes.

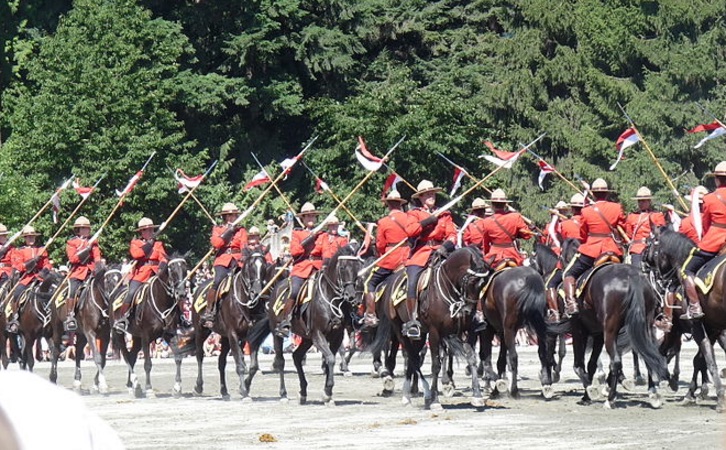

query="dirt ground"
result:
[17,339,726,449]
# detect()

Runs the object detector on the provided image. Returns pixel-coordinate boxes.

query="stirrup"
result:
[362,313,379,328]
[680,304,704,321]
[472,311,487,332]
[275,319,291,338]
[6,320,19,334]
[64,317,78,332]
[402,320,422,340]
[654,315,672,333]
[113,318,129,334]
[564,299,579,318]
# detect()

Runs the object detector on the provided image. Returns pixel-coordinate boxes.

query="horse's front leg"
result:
[218,338,230,400]
[313,329,338,406]
[142,337,155,398]
[425,329,441,410]
[227,331,250,401]
[86,331,108,395]
[273,335,288,401]
[292,338,313,405]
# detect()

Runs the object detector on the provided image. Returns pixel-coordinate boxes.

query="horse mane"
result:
[561,238,581,263]
[464,245,489,272]
[168,251,187,261]
[658,228,695,261]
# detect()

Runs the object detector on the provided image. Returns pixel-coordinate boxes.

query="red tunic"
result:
[66,237,102,281]
[699,186,726,253]
[12,246,50,286]
[321,233,349,261]
[290,229,324,278]
[625,211,666,254]
[404,209,456,267]
[463,219,486,248]
[560,215,585,242]
[578,200,626,258]
[210,225,248,268]
[375,210,410,270]
[679,215,701,244]
[129,239,168,283]
[479,211,531,266]
[0,246,15,279]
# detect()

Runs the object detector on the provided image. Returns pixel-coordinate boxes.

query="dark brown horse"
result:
[478,264,555,399]
[112,256,188,398]
[570,263,668,408]
[257,244,362,405]
[49,266,120,393]
[0,277,19,369]
[186,248,273,400]
[641,227,726,411]
[13,271,62,372]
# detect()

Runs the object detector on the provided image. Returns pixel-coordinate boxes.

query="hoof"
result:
[401,397,412,406]
[600,385,610,398]
[134,385,143,399]
[648,392,662,409]
[542,385,554,400]
[429,402,443,411]
[299,396,307,405]
[241,396,253,404]
[552,372,561,384]
[383,375,395,393]
[73,380,82,390]
[172,383,182,398]
[193,387,203,397]
[669,379,679,393]
[721,368,726,379]
[681,395,696,406]
[699,383,711,400]
[586,385,601,401]
[603,400,612,410]
[222,394,231,401]
[471,396,485,408]
[145,389,156,399]
[621,379,635,392]
[635,375,646,386]
[324,398,336,407]
[99,384,109,396]
[370,369,381,379]
[495,379,508,395]
[442,383,455,398]
[659,380,670,391]
[279,397,289,404]
[343,371,353,378]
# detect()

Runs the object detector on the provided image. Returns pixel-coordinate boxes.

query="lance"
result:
[42,175,106,249]
[156,160,218,235]
[1,175,75,252]
[165,164,215,225]
[251,152,304,228]
[617,103,689,211]
[299,160,368,235]
[184,137,318,283]
[313,136,406,236]
[359,133,545,276]
[248,260,292,305]
[89,151,157,245]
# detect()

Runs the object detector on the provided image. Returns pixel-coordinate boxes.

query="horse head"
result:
[455,246,491,302]
[241,247,269,300]
[531,241,558,277]
[328,243,363,305]
[164,254,189,303]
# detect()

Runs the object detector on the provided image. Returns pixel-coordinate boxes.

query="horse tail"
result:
[623,273,668,381]
[246,317,271,352]
[516,269,547,340]
[545,319,571,336]
[365,311,391,355]
[441,335,467,361]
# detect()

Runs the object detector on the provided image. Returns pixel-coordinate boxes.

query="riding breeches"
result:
[288,276,306,302]
[681,247,716,278]
[124,280,144,305]
[406,265,425,299]
[212,265,232,290]
[563,253,595,280]
[13,283,28,302]
[546,269,563,289]
[364,267,394,294]
[69,278,83,299]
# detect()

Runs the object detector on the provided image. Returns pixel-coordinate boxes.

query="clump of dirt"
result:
[258,433,278,443]
[398,418,418,425]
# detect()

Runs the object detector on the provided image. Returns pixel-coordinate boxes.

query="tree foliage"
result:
[1,0,726,260]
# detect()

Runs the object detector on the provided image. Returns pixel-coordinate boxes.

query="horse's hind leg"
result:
[694,325,726,412]
[244,341,261,397]
[73,335,85,391]
[313,330,339,406]
[464,340,485,407]
[480,328,497,396]
[228,332,251,401]
[425,330,441,410]
[292,338,313,405]
[273,335,288,401]
[194,332,207,395]
[502,328,519,398]
[632,352,646,386]
[603,332,621,409]
[218,338,231,400]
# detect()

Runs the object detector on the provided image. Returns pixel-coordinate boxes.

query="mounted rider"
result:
[274,202,325,337]
[560,193,586,242]
[540,201,570,255]
[678,186,708,244]
[680,161,726,321]
[478,189,533,268]
[7,226,51,333]
[563,178,626,317]
[64,216,103,332]
[625,187,666,270]
[321,215,348,266]
[201,203,248,328]
[0,224,15,285]
[244,226,273,264]
[402,180,456,339]
[462,198,490,248]
[113,217,168,333]
[361,190,410,328]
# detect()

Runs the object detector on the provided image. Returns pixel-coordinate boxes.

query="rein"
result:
[145,258,187,321]
[316,255,362,320]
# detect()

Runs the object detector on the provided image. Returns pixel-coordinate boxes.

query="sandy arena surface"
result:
[8,339,726,449]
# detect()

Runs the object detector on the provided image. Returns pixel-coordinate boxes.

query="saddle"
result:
[478,266,513,301]
[694,254,726,294]
[575,260,616,297]
[594,252,621,267]
[272,273,317,316]
[493,258,517,272]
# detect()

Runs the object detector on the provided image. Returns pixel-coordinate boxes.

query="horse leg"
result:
[586,334,605,401]
[173,347,184,398]
[464,340,485,407]
[194,333,206,395]
[273,335,288,401]
[538,330,554,399]
[244,341,260,398]
[502,328,519,398]
[218,338,230,400]
[604,333,621,409]
[227,332,250,401]
[313,330,338,406]
[292,338,313,405]
[142,337,155,398]
[632,352,646,386]
[49,327,61,385]
[425,329,441,410]
[480,328,497,396]
[695,325,725,411]
[381,335,398,396]
[556,333,567,383]
[73,335,86,392]
[86,332,107,394]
